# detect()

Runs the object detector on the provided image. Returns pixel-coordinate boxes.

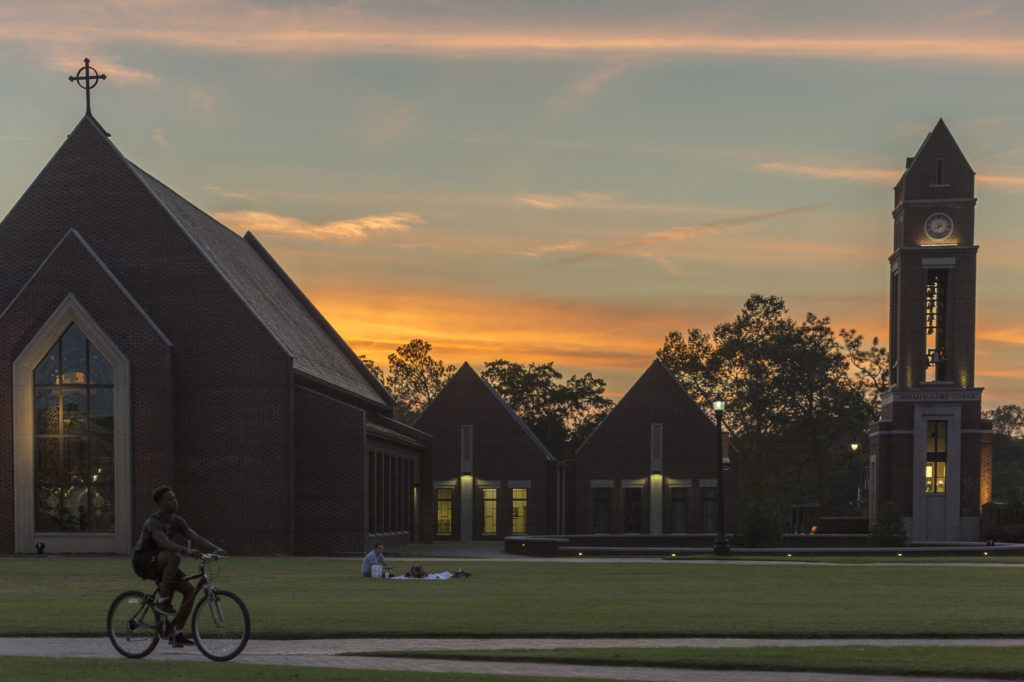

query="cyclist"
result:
[130,485,226,647]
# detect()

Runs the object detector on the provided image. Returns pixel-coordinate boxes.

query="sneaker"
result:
[153,598,177,617]
[171,631,194,648]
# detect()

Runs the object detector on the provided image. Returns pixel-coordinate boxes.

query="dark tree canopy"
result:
[360,339,456,423]
[657,294,883,508]
[360,342,614,446]
[983,404,1024,503]
[481,359,613,457]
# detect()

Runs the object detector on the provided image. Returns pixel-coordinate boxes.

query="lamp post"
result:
[712,395,730,556]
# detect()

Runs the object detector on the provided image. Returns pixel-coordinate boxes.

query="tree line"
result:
[361,293,1024,509]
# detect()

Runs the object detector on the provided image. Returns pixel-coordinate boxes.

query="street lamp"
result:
[712,395,730,556]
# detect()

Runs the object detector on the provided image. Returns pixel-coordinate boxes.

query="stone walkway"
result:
[2,636,1019,681]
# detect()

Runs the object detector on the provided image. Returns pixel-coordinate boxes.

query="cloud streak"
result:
[516,192,617,210]
[760,162,898,184]
[762,161,1024,191]
[11,3,1024,64]
[558,204,825,266]
[214,210,422,241]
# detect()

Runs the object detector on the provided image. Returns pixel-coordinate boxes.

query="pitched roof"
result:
[16,116,391,408]
[418,362,557,461]
[127,160,390,408]
[575,358,717,455]
[903,118,974,177]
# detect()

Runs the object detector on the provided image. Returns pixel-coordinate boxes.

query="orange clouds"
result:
[760,162,899,184]
[516,192,617,210]
[10,2,1024,65]
[214,210,422,242]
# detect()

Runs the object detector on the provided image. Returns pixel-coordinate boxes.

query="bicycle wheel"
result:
[191,589,250,661]
[107,590,160,658]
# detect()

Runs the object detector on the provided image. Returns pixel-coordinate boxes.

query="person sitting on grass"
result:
[361,542,392,578]
[130,485,226,647]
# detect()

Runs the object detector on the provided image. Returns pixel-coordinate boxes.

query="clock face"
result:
[924,213,953,241]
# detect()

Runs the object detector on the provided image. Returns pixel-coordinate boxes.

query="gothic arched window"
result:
[33,323,115,533]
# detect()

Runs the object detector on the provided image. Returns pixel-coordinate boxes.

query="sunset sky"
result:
[2,0,1024,407]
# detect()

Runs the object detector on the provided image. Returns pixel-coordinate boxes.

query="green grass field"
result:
[2,554,1023,638]
[358,646,1024,679]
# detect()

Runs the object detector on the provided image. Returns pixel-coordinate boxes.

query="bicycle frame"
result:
[142,556,222,636]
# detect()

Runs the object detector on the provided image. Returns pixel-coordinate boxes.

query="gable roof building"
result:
[575,359,737,535]
[0,115,426,555]
[414,363,562,541]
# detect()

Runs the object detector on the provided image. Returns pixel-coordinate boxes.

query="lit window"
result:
[511,488,527,535]
[33,324,115,533]
[925,420,947,494]
[435,488,453,535]
[481,488,497,534]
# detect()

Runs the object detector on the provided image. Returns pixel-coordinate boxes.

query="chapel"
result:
[0,75,428,555]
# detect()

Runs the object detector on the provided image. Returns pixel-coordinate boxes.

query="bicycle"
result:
[107,553,250,661]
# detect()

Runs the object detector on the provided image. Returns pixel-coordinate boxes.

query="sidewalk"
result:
[1,636,1018,681]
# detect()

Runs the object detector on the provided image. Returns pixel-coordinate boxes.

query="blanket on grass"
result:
[391,571,453,580]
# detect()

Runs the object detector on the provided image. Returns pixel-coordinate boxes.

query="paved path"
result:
[2,637,1019,681]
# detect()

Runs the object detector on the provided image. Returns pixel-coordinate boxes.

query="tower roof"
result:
[897,119,974,201]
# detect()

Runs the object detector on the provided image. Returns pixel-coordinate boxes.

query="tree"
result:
[838,328,888,415]
[982,404,1024,503]
[357,354,385,384]
[984,404,1024,439]
[657,294,879,508]
[481,359,613,457]
[360,339,456,424]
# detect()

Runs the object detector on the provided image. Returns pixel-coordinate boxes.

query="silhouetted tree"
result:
[359,339,456,423]
[983,404,1024,502]
[481,359,613,457]
[657,294,878,508]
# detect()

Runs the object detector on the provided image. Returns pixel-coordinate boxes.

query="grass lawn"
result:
[684,554,1024,563]
[2,555,1023,637]
[0,656,580,682]
[357,646,1024,679]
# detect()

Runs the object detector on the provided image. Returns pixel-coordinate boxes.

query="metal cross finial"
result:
[69,58,106,117]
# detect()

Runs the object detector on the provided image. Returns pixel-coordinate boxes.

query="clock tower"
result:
[869,119,992,541]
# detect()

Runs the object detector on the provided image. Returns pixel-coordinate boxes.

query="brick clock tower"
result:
[870,119,992,542]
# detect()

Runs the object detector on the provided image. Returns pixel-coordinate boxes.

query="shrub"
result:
[734,497,786,547]
[870,500,909,546]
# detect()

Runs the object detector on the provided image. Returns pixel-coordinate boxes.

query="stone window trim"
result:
[13,294,131,554]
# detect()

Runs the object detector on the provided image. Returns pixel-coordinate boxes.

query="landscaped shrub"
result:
[734,497,786,547]
[870,500,908,546]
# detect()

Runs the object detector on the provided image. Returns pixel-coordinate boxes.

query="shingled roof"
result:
[132,168,392,410]
[129,163,390,407]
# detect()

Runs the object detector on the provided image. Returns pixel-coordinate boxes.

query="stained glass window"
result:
[33,324,115,533]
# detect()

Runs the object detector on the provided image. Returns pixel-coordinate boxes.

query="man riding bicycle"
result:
[131,486,225,647]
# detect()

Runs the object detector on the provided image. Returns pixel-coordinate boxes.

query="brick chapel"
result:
[869,119,993,541]
[0,109,430,555]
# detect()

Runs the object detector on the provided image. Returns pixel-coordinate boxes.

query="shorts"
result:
[131,550,187,582]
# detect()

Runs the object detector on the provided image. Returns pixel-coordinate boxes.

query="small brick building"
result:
[0,115,428,555]
[414,363,561,541]
[574,360,737,535]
